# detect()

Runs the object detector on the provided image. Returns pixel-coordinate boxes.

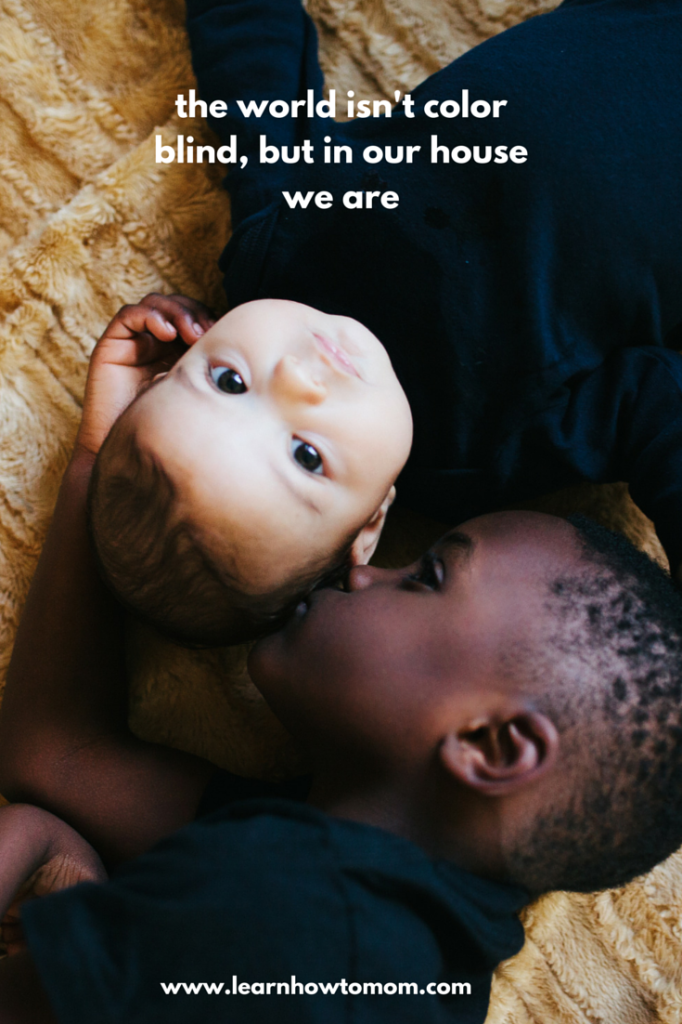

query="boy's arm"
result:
[0,297,215,866]
[185,0,325,227]
[496,345,682,577]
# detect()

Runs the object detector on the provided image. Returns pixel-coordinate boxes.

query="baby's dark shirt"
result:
[187,0,682,566]
[22,790,526,1023]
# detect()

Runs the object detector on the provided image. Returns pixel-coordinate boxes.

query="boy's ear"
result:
[348,487,396,566]
[440,712,559,797]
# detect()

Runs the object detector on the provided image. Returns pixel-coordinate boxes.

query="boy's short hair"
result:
[88,419,353,647]
[508,516,682,895]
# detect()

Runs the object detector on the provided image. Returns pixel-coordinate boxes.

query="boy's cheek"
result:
[247,632,289,688]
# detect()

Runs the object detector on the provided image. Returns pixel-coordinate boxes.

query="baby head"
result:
[89,299,412,645]
[250,511,682,896]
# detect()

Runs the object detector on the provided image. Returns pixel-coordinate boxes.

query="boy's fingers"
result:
[131,329,173,364]
[103,305,179,342]
[163,294,216,326]
[145,308,179,340]
[133,332,188,369]
[98,294,217,351]
[139,293,217,344]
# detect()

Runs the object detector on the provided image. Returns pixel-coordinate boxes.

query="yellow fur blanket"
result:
[1,0,681,1019]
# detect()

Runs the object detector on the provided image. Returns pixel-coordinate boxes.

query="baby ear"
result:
[440,712,559,797]
[348,487,396,566]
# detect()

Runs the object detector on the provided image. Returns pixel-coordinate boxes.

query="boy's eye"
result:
[292,439,323,474]
[404,553,443,590]
[210,366,247,394]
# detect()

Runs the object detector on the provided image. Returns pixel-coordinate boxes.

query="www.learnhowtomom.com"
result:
[160,978,472,996]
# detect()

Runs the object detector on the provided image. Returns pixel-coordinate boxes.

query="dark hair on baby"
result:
[508,515,682,895]
[88,416,353,647]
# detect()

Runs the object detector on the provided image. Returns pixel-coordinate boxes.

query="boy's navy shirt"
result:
[187,0,682,565]
[22,786,527,1024]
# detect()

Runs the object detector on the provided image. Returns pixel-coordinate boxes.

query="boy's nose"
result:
[346,564,393,591]
[272,354,326,405]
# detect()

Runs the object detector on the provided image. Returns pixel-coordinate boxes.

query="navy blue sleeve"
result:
[186,0,324,227]
[20,808,351,1024]
[496,347,682,571]
[20,804,524,1024]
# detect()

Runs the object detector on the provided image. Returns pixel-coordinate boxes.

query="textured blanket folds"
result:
[1,0,681,1019]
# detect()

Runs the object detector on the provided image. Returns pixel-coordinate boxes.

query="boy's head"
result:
[250,511,682,896]
[89,299,412,645]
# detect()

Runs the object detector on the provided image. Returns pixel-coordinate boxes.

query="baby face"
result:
[127,299,412,598]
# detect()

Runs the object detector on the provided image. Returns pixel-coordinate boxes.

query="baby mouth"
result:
[313,333,360,378]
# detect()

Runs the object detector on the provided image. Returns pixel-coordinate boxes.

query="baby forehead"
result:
[202,298,324,335]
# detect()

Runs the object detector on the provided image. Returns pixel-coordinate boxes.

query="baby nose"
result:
[346,564,393,591]
[273,354,326,405]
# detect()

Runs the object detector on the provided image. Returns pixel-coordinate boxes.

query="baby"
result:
[87,293,412,645]
[87,0,682,646]
[2,508,682,1023]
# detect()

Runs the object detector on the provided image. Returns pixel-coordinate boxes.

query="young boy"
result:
[87,0,682,646]
[2,507,682,1023]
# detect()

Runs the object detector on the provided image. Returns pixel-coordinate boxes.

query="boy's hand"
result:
[75,293,216,459]
[0,805,106,957]
[1,854,102,957]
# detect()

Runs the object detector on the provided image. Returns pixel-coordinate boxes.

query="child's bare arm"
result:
[0,296,216,865]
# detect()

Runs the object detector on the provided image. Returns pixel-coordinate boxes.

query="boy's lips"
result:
[288,585,340,631]
[313,333,361,378]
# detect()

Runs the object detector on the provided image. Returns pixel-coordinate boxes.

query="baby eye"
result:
[292,439,323,474]
[210,366,247,394]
